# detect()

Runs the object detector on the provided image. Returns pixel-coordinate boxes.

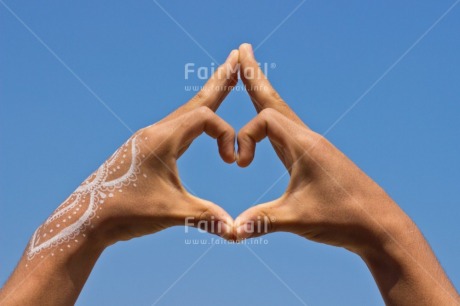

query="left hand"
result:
[29,50,240,258]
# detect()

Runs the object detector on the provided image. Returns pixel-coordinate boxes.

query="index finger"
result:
[239,43,306,127]
[171,106,236,164]
[166,49,239,120]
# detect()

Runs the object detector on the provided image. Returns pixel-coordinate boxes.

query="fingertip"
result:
[236,222,253,241]
[236,155,252,168]
[218,222,234,241]
[226,49,239,63]
[223,50,239,76]
[212,212,235,240]
[224,133,237,164]
[221,149,236,164]
[236,135,255,168]
[239,43,253,57]
[226,149,237,164]
[235,147,253,168]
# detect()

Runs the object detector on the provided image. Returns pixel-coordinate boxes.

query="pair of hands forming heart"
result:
[3,43,458,306]
[91,43,408,254]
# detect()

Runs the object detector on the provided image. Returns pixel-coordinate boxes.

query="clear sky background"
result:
[1,1,459,305]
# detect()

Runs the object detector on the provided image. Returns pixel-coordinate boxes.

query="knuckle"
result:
[259,107,277,120]
[311,132,331,151]
[299,131,335,165]
[138,124,158,140]
[293,128,310,144]
[221,127,234,141]
[238,128,254,144]
[195,106,213,118]
[237,129,248,143]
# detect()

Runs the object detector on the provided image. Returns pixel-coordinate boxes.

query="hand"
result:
[0,49,240,306]
[234,43,397,252]
[233,43,459,305]
[85,50,240,246]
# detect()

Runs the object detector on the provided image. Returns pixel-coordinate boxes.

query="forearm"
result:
[358,204,459,305]
[0,150,123,305]
[0,139,132,305]
[0,228,105,305]
[0,73,239,305]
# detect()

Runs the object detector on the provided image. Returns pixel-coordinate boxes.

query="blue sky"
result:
[1,1,459,305]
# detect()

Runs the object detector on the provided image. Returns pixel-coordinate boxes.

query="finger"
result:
[181,194,235,241]
[167,49,239,120]
[234,198,292,240]
[238,43,306,127]
[172,106,236,163]
[236,108,299,167]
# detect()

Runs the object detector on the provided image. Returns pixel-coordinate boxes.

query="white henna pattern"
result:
[27,136,142,260]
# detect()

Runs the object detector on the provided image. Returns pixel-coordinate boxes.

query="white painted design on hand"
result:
[27,136,141,260]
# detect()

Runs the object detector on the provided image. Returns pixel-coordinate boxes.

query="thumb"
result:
[181,194,235,241]
[234,198,288,241]
[238,43,305,127]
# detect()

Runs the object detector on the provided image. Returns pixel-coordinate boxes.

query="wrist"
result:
[35,218,107,263]
[356,200,417,258]
[358,212,418,261]
[353,199,424,282]
[353,201,459,304]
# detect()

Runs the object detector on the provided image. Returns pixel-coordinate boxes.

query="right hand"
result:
[234,43,411,255]
[234,43,460,305]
